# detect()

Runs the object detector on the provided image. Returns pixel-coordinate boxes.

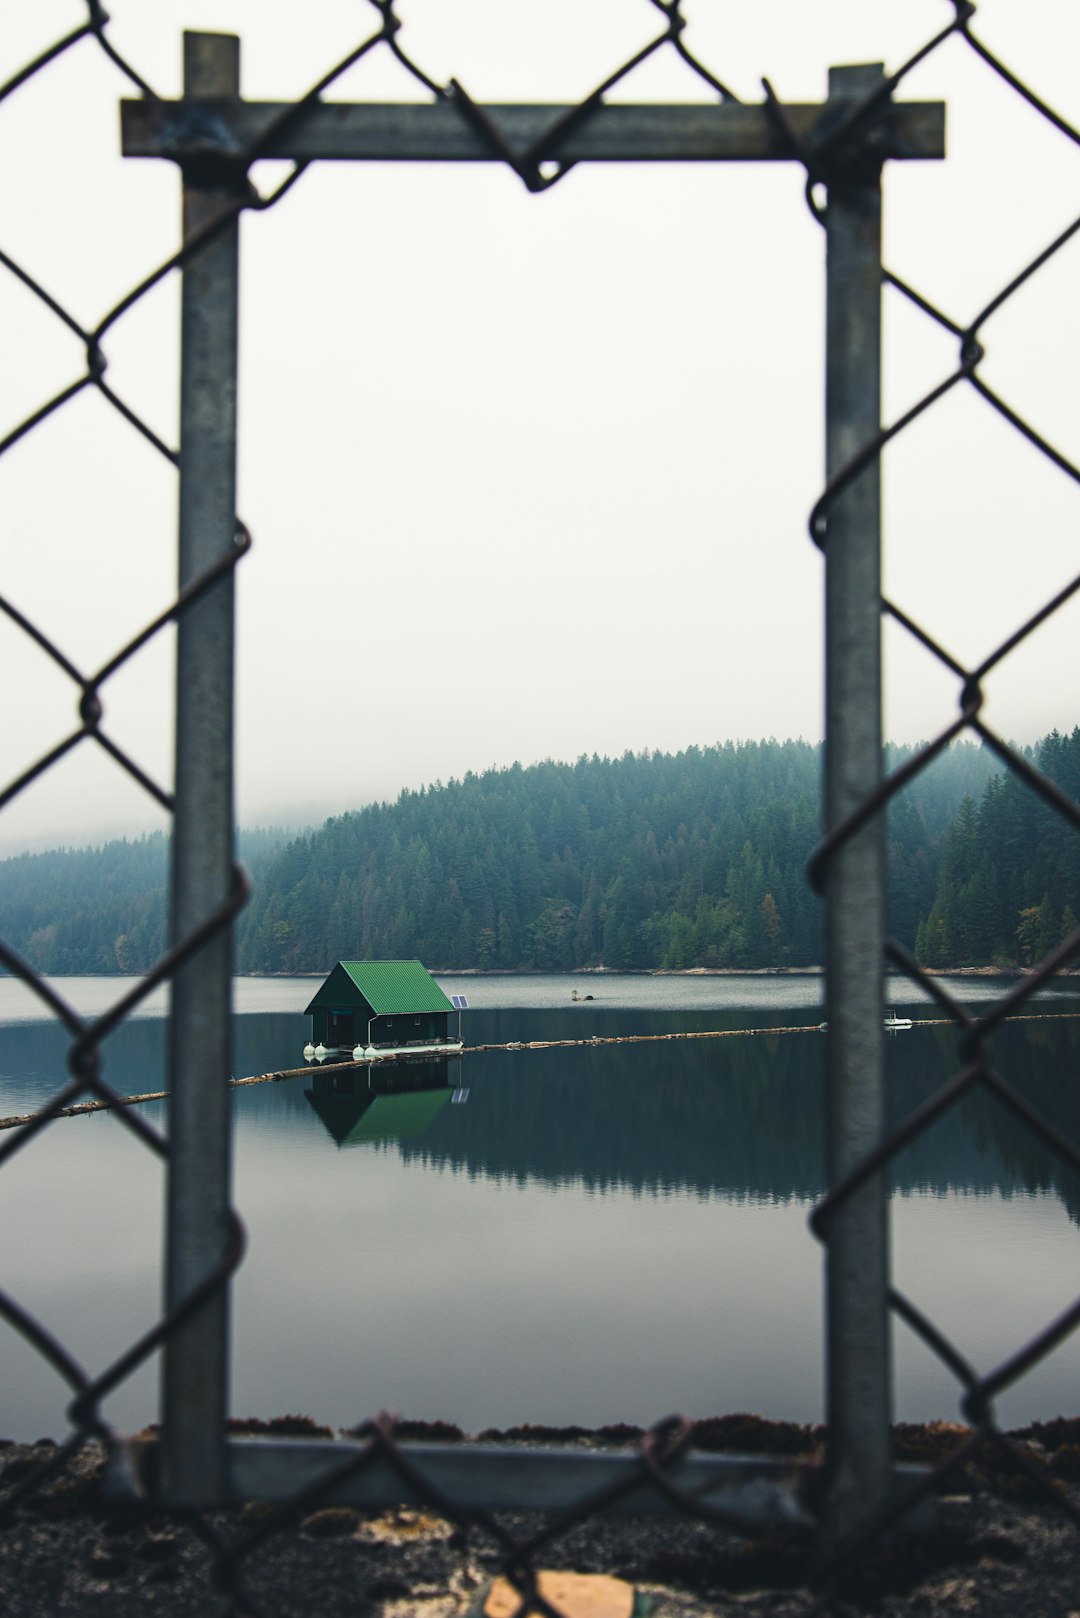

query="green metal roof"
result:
[307,959,454,1017]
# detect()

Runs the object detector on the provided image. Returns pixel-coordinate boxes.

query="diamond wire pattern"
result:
[796,0,1080,1583]
[1,1,1080,1613]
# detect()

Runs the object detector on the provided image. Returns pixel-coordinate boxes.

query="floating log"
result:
[2,1012,1079,1131]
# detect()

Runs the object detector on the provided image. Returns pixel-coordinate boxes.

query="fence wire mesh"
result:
[2,1,1080,1613]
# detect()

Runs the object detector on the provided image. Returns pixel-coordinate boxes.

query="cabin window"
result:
[385,1017,393,1028]
[414,1016,422,1026]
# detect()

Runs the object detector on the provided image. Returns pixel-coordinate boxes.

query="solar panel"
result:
[451,993,469,1010]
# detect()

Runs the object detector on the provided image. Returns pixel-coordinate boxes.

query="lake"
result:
[2,971,1080,1443]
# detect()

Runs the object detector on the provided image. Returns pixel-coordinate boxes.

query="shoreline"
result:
[5,964,1065,980]
[257,964,1066,979]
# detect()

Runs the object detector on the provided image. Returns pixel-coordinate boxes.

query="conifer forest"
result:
[2,732,1077,977]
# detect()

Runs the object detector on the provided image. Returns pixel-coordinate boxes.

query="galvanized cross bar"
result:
[122,96,944,166]
[131,33,943,1532]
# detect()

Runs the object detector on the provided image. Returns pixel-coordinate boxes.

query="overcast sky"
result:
[2,1,1079,854]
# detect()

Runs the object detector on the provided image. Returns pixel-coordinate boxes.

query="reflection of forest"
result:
[391,1019,1080,1224]
[4,1009,1080,1224]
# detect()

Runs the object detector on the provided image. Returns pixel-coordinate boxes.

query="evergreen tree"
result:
[4,735,1052,975]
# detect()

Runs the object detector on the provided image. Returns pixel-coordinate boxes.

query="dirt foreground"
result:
[4,1421,1080,1617]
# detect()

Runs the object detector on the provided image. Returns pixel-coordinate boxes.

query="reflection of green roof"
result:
[306,1087,451,1147]
[304,960,453,1017]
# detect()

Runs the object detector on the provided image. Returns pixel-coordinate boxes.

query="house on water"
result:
[303,960,464,1059]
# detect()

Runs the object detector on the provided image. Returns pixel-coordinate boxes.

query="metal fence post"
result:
[108,41,944,1521]
[163,30,242,1505]
[822,62,892,1532]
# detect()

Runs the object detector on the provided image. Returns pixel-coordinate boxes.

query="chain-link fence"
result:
[3,2,1080,1612]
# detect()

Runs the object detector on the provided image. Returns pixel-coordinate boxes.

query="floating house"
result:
[303,959,463,1060]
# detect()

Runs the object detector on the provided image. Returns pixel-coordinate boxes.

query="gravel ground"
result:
[4,1422,1080,1617]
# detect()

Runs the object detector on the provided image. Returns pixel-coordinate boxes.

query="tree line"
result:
[914,727,1080,969]
[234,738,994,973]
[2,734,1074,976]
[0,827,286,977]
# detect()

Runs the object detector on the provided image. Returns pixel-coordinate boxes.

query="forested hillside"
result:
[915,727,1080,969]
[0,827,288,976]
[237,739,998,973]
[0,736,1048,976]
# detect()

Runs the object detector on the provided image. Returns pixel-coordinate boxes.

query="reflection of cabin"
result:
[306,1061,452,1147]
[304,960,459,1055]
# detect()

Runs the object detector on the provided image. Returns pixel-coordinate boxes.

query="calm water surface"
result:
[2,972,1079,1442]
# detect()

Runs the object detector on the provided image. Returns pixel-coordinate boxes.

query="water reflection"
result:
[305,1059,455,1147]
[3,1009,1079,1217]
[2,991,1080,1437]
[349,1017,1080,1224]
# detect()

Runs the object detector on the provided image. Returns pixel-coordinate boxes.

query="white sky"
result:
[2,1,1079,853]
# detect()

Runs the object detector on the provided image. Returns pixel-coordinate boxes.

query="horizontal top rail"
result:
[108,1434,933,1527]
[115,1434,812,1521]
[121,98,945,166]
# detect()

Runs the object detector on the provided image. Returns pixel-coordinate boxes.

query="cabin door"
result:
[328,1010,354,1046]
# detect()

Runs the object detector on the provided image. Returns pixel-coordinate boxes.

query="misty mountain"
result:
[0,736,1032,976]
